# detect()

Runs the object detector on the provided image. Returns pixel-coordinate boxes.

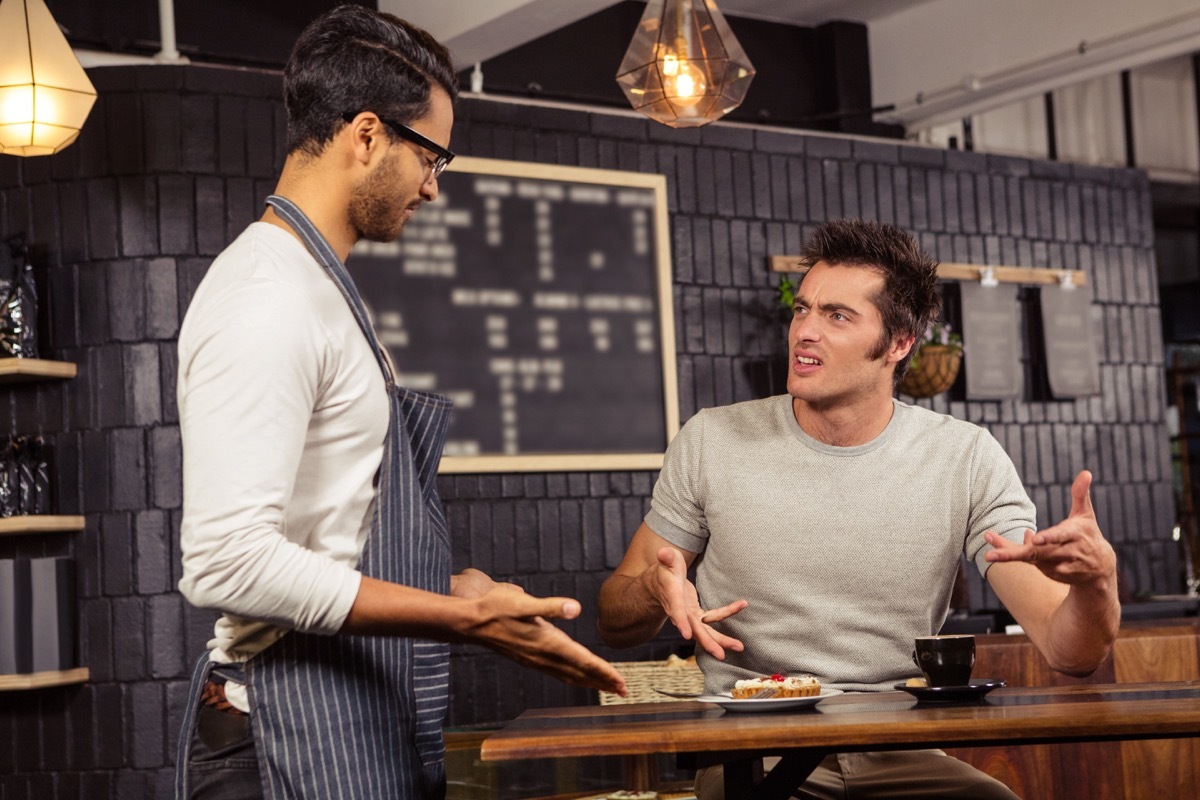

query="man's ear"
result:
[888,334,916,365]
[341,113,388,166]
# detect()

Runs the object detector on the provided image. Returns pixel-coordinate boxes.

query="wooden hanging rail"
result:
[769,256,1087,287]
[0,515,86,537]
[0,358,77,383]
[0,667,89,691]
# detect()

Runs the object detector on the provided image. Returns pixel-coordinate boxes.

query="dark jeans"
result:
[184,705,264,800]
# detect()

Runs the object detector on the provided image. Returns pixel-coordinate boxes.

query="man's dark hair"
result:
[798,219,941,382]
[283,4,459,157]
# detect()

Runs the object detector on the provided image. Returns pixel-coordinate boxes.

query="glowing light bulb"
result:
[0,86,35,125]
[661,56,707,108]
[676,71,696,97]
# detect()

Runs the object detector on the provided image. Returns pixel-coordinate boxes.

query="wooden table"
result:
[480,681,1200,800]
[945,618,1200,798]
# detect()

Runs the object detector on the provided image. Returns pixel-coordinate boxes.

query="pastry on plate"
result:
[731,673,820,699]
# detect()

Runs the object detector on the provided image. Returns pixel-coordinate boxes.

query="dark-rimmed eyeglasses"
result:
[343,112,455,180]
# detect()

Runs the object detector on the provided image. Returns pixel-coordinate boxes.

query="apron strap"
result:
[230,195,453,799]
[265,195,395,386]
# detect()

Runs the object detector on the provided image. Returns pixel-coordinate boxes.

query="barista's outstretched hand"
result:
[466,582,627,696]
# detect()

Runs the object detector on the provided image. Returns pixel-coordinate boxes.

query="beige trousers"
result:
[695,750,1020,800]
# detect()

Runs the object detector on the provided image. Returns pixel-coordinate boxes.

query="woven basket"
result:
[899,345,963,399]
[598,657,705,706]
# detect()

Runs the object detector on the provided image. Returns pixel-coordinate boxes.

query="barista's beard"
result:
[348,150,417,243]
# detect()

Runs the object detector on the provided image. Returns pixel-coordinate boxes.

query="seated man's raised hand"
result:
[984,470,1116,588]
[648,546,748,660]
[598,523,747,659]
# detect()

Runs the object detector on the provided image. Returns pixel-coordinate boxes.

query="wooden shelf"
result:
[0,515,86,536]
[769,256,1088,287]
[0,358,76,383]
[0,667,89,691]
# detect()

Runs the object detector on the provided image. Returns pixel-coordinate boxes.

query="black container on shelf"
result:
[0,436,50,517]
[0,234,39,359]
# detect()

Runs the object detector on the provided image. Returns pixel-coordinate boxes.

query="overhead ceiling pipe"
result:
[154,0,187,63]
[885,7,1200,132]
[75,0,187,67]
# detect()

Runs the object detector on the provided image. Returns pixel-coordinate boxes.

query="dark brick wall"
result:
[0,63,283,800]
[0,64,1177,796]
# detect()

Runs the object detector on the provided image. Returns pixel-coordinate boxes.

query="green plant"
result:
[778,275,797,311]
[910,321,962,369]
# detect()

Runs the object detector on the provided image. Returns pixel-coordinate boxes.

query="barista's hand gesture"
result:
[342,575,626,695]
[466,583,628,696]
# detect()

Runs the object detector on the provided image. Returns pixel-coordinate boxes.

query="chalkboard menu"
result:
[346,157,679,473]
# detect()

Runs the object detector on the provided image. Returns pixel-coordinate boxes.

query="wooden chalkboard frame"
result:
[433,156,679,474]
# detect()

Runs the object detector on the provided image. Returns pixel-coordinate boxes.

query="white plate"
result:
[697,688,843,712]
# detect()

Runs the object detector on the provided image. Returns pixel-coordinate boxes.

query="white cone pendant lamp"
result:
[616,0,755,128]
[0,0,98,156]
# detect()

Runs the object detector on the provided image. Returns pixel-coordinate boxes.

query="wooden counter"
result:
[947,618,1200,799]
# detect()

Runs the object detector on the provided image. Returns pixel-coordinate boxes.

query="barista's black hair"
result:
[283,4,458,157]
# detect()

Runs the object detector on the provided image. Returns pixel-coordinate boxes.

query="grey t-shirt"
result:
[645,396,1035,694]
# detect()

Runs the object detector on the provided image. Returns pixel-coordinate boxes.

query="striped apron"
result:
[176,195,453,799]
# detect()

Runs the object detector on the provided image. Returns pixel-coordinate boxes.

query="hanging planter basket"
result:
[900,345,963,398]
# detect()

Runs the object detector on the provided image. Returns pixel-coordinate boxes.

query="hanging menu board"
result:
[960,283,1023,400]
[1039,286,1101,397]
[346,157,678,473]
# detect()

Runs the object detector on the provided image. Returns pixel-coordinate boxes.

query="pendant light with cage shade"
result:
[616,0,755,128]
[0,0,98,156]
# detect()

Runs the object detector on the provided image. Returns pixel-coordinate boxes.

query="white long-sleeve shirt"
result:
[178,222,388,666]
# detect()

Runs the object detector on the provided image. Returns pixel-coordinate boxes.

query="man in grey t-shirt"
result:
[598,220,1119,799]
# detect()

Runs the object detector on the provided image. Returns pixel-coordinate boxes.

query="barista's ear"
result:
[341,113,389,166]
